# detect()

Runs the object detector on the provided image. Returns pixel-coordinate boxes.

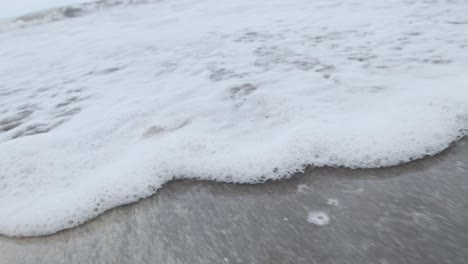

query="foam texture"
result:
[1,0,467,236]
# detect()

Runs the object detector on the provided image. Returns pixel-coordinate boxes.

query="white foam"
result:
[0,0,467,236]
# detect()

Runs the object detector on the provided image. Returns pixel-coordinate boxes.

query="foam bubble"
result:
[327,199,340,207]
[307,211,330,226]
[297,184,309,193]
[0,0,467,236]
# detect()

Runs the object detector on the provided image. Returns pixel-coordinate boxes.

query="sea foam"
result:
[0,0,467,236]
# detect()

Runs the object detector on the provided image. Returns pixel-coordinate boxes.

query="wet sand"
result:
[1,139,467,264]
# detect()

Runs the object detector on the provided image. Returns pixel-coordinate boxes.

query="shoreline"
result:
[1,139,467,263]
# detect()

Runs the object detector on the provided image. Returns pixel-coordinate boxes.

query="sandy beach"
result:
[1,139,466,264]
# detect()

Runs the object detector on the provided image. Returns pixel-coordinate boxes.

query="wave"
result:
[0,0,467,236]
